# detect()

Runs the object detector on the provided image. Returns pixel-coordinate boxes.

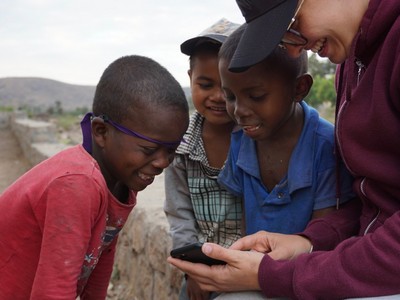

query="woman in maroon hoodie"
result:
[168,0,400,299]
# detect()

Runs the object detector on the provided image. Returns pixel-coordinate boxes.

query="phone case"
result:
[170,242,226,266]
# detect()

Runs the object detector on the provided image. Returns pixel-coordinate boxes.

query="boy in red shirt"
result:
[0,55,189,300]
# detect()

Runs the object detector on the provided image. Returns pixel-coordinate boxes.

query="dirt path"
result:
[0,128,32,193]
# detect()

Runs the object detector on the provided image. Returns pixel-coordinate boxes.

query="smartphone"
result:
[170,242,226,266]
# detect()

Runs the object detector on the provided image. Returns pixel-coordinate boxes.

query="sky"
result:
[0,0,245,88]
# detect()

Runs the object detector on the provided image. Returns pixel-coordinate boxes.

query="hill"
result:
[0,77,95,112]
[0,77,191,112]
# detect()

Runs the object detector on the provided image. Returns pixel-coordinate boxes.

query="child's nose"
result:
[210,88,225,102]
[234,101,251,119]
[152,149,173,170]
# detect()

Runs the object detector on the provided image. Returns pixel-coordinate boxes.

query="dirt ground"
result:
[0,129,32,193]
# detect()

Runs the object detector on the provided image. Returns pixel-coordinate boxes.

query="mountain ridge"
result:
[0,77,191,112]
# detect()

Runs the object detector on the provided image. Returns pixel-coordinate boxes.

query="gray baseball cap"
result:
[180,18,241,56]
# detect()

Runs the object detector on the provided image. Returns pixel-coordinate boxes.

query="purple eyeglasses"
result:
[80,112,183,154]
[98,114,182,148]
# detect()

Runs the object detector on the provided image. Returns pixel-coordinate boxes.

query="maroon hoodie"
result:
[259,0,400,299]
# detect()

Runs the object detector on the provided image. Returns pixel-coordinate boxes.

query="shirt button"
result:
[277,192,284,199]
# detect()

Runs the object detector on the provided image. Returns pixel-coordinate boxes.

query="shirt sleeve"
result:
[30,175,104,300]
[313,142,355,210]
[259,208,400,299]
[163,155,199,249]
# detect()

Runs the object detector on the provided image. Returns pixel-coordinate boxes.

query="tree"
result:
[54,100,63,115]
[305,75,336,108]
[305,54,337,108]
[308,53,336,77]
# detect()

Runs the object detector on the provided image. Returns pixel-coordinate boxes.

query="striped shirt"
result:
[164,111,242,248]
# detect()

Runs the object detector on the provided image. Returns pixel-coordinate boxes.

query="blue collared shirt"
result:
[218,101,355,235]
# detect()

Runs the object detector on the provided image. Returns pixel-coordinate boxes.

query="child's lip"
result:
[241,123,261,132]
[138,172,155,181]
[209,106,227,112]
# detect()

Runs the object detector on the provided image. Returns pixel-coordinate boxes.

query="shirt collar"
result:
[236,101,319,194]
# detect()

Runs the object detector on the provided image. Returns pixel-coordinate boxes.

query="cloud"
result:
[0,0,244,87]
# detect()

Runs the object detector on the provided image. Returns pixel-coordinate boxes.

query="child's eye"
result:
[198,82,213,90]
[141,146,158,155]
[249,94,266,101]
[141,146,177,160]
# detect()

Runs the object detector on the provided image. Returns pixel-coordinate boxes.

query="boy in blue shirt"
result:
[218,24,355,235]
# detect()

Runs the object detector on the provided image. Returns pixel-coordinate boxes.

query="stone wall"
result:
[0,112,10,129]
[9,111,69,166]
[111,205,183,300]
[7,112,183,300]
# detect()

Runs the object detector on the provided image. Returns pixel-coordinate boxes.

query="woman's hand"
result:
[230,231,313,260]
[167,231,312,292]
[168,242,263,292]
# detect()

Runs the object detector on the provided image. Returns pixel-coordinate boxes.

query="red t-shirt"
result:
[0,145,136,300]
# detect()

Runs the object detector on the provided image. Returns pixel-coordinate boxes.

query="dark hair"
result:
[92,55,188,123]
[219,24,308,80]
[189,42,222,70]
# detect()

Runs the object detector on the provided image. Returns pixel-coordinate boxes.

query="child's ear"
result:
[294,74,313,102]
[91,118,108,148]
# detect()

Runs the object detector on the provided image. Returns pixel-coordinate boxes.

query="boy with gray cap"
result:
[164,18,242,300]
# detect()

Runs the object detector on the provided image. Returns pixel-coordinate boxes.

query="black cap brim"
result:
[229,0,297,72]
[180,34,227,56]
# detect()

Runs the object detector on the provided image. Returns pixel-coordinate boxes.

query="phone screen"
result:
[170,242,226,266]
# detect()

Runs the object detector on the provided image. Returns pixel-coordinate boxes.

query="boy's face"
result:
[94,106,188,192]
[219,58,298,141]
[189,51,234,126]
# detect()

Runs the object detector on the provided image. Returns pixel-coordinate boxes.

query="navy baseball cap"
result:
[229,0,297,72]
[180,18,241,56]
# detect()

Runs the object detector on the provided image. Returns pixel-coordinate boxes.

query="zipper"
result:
[364,209,380,235]
[335,100,353,174]
[336,59,365,172]
[355,59,365,85]
[360,177,367,197]
[360,178,381,235]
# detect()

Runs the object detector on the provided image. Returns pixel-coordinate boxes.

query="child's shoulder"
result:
[38,145,100,179]
[302,101,334,139]
[5,145,105,201]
